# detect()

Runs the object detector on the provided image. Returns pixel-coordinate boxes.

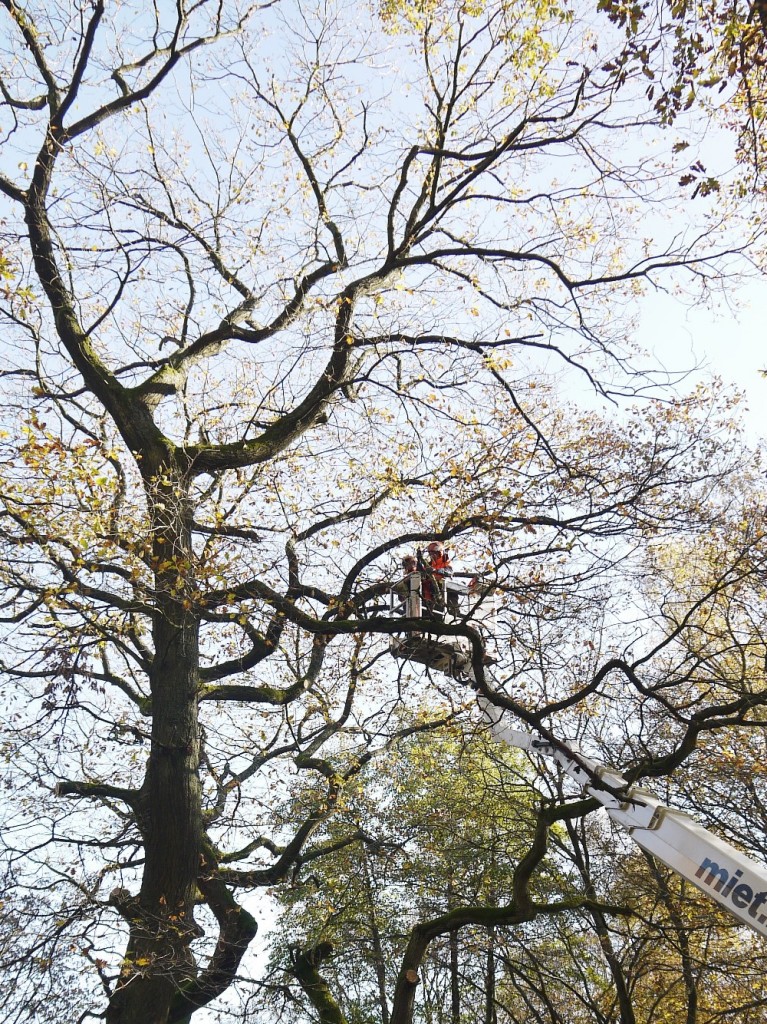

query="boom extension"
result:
[478,698,767,938]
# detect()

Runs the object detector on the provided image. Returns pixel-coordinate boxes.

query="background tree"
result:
[0,2,764,1023]
[260,729,548,1024]
[594,0,767,191]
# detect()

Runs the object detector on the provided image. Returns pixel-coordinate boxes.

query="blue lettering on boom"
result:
[695,858,767,925]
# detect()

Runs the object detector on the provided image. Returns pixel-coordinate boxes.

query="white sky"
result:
[638,287,766,441]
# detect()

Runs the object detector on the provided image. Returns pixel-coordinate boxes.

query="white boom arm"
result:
[479,698,767,938]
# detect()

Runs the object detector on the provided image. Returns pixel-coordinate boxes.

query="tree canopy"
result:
[0,2,765,1023]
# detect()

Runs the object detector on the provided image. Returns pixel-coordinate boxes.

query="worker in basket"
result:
[427,541,451,576]
[393,553,418,616]
[420,541,454,616]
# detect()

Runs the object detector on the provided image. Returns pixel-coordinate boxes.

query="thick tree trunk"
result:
[107,469,203,1023]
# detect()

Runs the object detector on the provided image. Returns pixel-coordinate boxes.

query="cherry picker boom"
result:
[389,566,767,939]
[479,697,767,938]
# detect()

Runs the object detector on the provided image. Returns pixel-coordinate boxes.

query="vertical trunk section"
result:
[484,926,496,1024]
[565,822,636,1024]
[448,875,459,1024]
[107,466,203,1024]
[644,855,698,1024]
[449,929,460,1024]
[361,851,390,1024]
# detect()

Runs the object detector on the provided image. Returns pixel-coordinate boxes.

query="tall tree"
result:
[0,2,762,1022]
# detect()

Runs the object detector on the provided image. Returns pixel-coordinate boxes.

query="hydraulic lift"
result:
[389,567,767,937]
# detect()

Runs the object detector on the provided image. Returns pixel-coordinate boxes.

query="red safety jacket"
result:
[429,552,451,575]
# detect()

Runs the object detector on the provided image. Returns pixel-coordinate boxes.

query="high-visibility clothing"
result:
[429,552,451,575]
